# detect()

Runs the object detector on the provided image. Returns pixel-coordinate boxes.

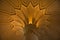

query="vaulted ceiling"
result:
[0,0,60,40]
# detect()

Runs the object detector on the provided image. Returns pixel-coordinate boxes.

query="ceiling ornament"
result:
[17,0,56,10]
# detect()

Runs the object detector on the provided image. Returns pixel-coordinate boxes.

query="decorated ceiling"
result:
[0,0,60,40]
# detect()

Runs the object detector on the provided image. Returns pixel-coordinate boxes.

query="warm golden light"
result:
[0,0,59,40]
[29,16,32,24]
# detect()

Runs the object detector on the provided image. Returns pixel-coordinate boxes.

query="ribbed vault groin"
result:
[0,0,60,40]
